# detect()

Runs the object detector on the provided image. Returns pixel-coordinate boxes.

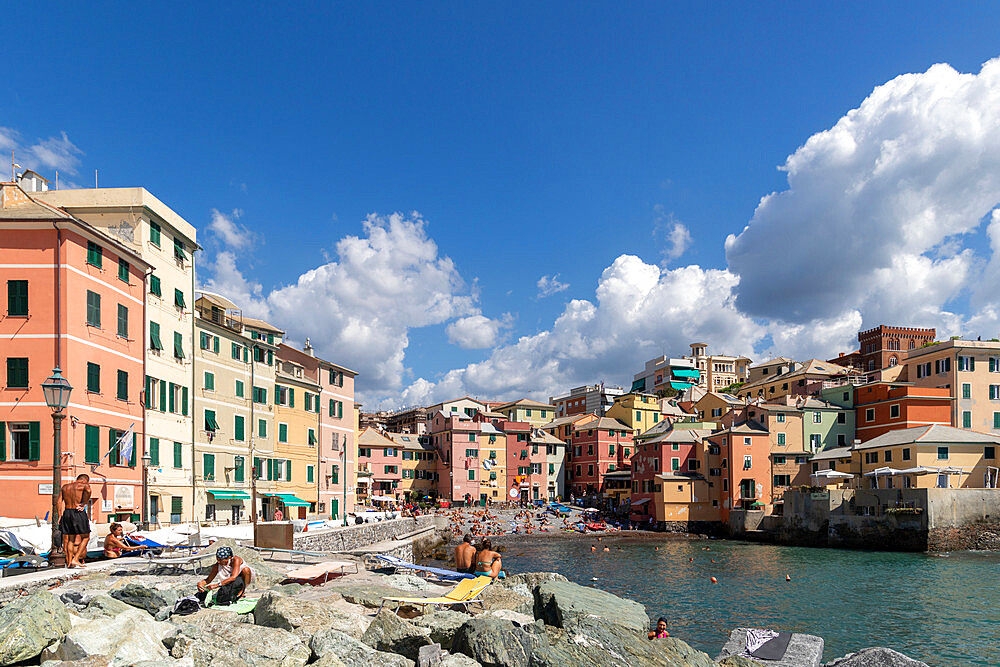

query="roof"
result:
[0,182,73,220]
[240,316,285,334]
[697,391,743,406]
[856,424,1000,450]
[197,292,241,311]
[541,413,596,430]
[530,429,564,445]
[712,421,768,436]
[643,428,711,445]
[656,473,706,482]
[574,416,631,432]
[386,433,433,450]
[740,358,858,391]
[811,446,854,461]
[604,470,632,478]
[358,427,397,447]
[477,410,507,419]
[494,398,555,411]
[751,357,796,368]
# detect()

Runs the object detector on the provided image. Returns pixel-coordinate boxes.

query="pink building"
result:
[357,427,402,501]
[429,411,481,504]
[629,426,709,522]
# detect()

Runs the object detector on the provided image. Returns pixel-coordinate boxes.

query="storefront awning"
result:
[272,493,310,507]
[630,498,650,506]
[669,381,693,390]
[673,368,700,378]
[207,490,250,500]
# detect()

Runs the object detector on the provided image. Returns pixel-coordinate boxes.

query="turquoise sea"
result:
[499,535,1000,665]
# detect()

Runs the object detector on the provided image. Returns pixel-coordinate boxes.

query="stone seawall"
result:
[293,515,444,562]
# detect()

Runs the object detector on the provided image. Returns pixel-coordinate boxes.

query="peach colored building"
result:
[1,182,151,522]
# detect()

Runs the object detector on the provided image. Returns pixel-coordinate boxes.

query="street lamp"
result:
[41,368,72,567]
[142,451,152,529]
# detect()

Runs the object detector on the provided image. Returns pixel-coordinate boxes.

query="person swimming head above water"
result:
[648,618,669,640]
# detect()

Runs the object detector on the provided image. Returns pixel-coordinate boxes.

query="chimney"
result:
[303,337,314,356]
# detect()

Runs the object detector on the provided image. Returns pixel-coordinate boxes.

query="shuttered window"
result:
[258,419,266,438]
[254,457,263,479]
[171,496,183,514]
[7,280,27,316]
[85,425,100,463]
[87,362,100,393]
[205,410,219,432]
[149,437,159,466]
[116,370,128,401]
[149,220,161,246]
[173,441,182,468]
[86,241,102,268]
[174,289,185,309]
[279,423,288,443]
[149,275,161,297]
[174,238,186,261]
[86,290,101,327]
[204,372,215,391]
[118,258,130,283]
[236,380,244,397]
[6,358,28,388]
[308,429,317,446]
[203,453,215,480]
[307,465,314,483]
[234,415,245,441]
[28,422,40,461]
[174,332,184,359]
[150,322,163,350]
[234,456,245,482]
[181,386,189,416]
[286,460,292,481]
[117,304,128,338]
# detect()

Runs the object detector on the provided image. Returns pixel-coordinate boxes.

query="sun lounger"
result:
[374,554,474,581]
[246,546,327,563]
[145,551,214,575]
[0,554,47,575]
[379,575,494,612]
[285,560,359,584]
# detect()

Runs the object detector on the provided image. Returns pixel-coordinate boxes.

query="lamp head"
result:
[41,368,73,413]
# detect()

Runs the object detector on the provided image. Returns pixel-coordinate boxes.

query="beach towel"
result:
[208,596,258,614]
[742,628,778,657]
[750,631,792,661]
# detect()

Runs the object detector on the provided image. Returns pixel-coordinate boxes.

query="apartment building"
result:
[273,348,322,518]
[389,432,436,501]
[429,410,482,504]
[606,392,663,436]
[854,383,952,443]
[357,427,401,501]
[317,354,356,520]
[684,343,751,391]
[550,384,624,418]
[905,339,1000,436]
[0,182,151,521]
[630,356,701,394]
[35,186,199,525]
[477,423,507,503]
[629,427,709,523]
[736,359,861,403]
[535,428,566,500]
[565,416,633,503]
[703,422,772,522]
[493,399,556,428]
[505,420,547,503]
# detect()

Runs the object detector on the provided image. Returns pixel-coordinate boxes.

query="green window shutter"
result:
[174,238,186,261]
[86,241,102,268]
[235,456,245,482]
[331,465,339,484]
[234,415,245,441]
[129,434,136,466]
[28,421,40,461]
[149,437,159,466]
[307,466,314,483]
[149,221,161,246]
[117,370,128,401]
[267,350,273,366]
[149,322,163,350]
[337,401,343,418]
[204,453,215,480]
[117,304,128,338]
[205,409,218,431]
[254,457,262,479]
[108,428,118,467]
[964,411,972,428]
[86,290,101,327]
[159,379,167,413]
[267,458,274,480]
[258,419,266,438]
[168,382,176,413]
[236,380,244,397]
[213,336,219,353]
[7,280,28,316]
[149,275,161,296]
[118,258,130,283]
[329,399,334,417]
[305,393,311,412]
[289,388,295,408]
[171,496,183,514]
[181,386,189,416]
[0,422,4,461]
[286,460,292,481]
[204,372,215,391]
[174,332,184,359]
[85,425,100,463]
[308,429,317,445]
[279,423,288,442]
[87,362,100,393]
[6,358,28,388]
[173,441,182,468]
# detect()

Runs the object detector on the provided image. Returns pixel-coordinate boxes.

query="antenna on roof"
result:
[10,150,14,181]
[95,169,98,189]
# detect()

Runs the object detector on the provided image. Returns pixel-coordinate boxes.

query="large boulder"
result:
[80,594,134,619]
[533,580,649,633]
[185,617,311,666]
[717,628,824,667]
[40,608,172,666]
[718,657,766,667]
[40,657,113,667]
[326,583,421,609]
[450,616,547,667]
[380,574,441,593]
[439,654,481,667]
[0,590,73,664]
[481,609,535,627]
[254,591,370,639]
[534,618,715,667]
[412,610,469,649]
[310,629,415,667]
[477,586,533,615]
[361,609,434,660]
[500,572,567,591]
[823,647,930,667]
[110,581,184,616]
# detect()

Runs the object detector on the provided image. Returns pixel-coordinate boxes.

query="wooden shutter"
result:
[108,428,118,467]
[0,422,5,461]
[254,457,262,479]
[171,496,182,514]
[168,383,176,413]
[174,441,182,468]
[213,336,219,353]
[85,425,100,463]
[286,460,292,481]
[289,388,295,408]
[27,421,40,461]
[307,466,314,483]
[329,399,334,417]
[182,386,189,416]
[235,416,245,441]
[149,437,159,465]
[204,453,214,480]
[159,380,167,413]
[266,458,274,480]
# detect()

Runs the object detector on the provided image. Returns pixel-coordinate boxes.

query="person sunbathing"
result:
[103,523,145,559]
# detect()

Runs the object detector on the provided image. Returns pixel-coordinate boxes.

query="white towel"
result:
[742,628,779,657]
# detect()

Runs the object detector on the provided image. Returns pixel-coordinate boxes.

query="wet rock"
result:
[310,628,415,667]
[186,617,310,666]
[718,656,766,667]
[41,608,173,666]
[110,581,184,616]
[362,608,434,660]
[412,609,469,649]
[717,628,824,667]
[823,647,930,667]
[533,580,649,633]
[0,590,72,664]
[450,615,546,667]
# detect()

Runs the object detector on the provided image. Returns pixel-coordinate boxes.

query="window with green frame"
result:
[174,237,186,261]
[963,411,972,428]
[331,465,339,484]
[305,393,312,412]
[307,465,314,483]
[6,358,28,388]
[174,332,184,359]
[117,304,128,338]
[148,437,159,465]
[203,453,215,480]
[234,415,245,441]
[204,372,215,391]
[149,274,161,297]
[232,342,241,359]
[7,280,28,316]
[85,425,100,464]
[204,409,219,432]
[235,380,244,397]
[149,220,161,246]
[86,290,101,327]
[258,418,266,438]
[150,322,163,350]
[308,429,317,446]
[174,289,185,309]
[86,241,102,268]
[279,423,288,442]
[118,258,130,283]
[86,362,100,393]
[234,456,245,482]
[116,370,128,401]
[173,441,182,468]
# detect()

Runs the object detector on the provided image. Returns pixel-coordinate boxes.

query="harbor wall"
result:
[293,515,445,561]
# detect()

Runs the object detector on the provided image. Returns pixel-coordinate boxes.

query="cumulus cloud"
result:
[209,208,252,249]
[654,207,692,263]
[536,274,569,298]
[0,127,83,176]
[446,313,511,349]
[726,60,1000,336]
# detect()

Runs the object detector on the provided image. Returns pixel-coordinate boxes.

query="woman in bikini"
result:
[474,539,502,579]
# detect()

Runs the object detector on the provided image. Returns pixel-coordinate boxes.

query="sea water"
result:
[504,535,1000,665]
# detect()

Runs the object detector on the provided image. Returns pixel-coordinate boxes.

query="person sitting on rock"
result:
[196,547,254,606]
[474,539,502,579]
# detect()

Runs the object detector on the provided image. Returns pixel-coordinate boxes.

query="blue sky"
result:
[5,3,1000,407]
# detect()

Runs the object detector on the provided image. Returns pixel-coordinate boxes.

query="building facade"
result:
[550,384,624,418]
[273,348,321,518]
[859,325,936,372]
[854,383,952,444]
[630,356,701,395]
[684,343,751,391]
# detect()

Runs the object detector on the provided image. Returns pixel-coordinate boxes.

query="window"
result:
[588,464,594,475]
[889,404,900,419]
[116,370,128,401]
[773,474,791,486]
[118,258,130,283]
[87,362,100,393]
[962,383,972,399]
[86,241,102,268]
[671,457,680,471]
[203,453,215,481]
[987,447,996,460]
[774,455,786,464]
[174,238,186,262]
[149,322,163,350]
[937,446,949,460]
[813,412,821,423]
[278,423,288,443]
[963,411,972,429]
[902,447,911,461]
[991,385,1000,400]
[305,393,313,412]
[234,416,245,441]
[776,414,785,423]
[235,380,244,397]
[465,448,478,457]
[308,429,317,446]
[85,425,100,463]
[777,433,785,446]
[743,455,752,470]
[258,419,266,438]
[174,289,186,310]
[204,409,219,432]
[468,469,475,481]
[173,332,184,359]
[204,372,215,391]
[331,465,340,484]
[7,280,27,316]
[958,356,975,372]
[866,408,875,423]
[995,412,1000,429]
[743,437,751,446]
[837,412,846,424]
[234,456,245,482]
[173,442,183,469]
[252,386,267,404]
[837,434,846,446]
[6,422,40,461]
[6,358,28,388]
[468,432,476,442]
[231,342,241,360]
[635,410,642,421]
[86,290,101,327]
[548,463,554,474]
[307,466,314,483]
[149,220,161,246]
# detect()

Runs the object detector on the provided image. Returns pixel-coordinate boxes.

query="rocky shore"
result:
[0,539,930,667]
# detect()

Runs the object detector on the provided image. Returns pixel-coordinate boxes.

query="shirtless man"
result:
[57,474,91,568]
[455,533,476,574]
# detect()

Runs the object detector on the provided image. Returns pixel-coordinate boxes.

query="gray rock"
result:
[254,591,369,639]
[40,657,112,667]
[975,531,1000,550]
[481,609,535,627]
[314,656,349,667]
[718,656,766,667]
[450,616,546,667]
[823,647,930,667]
[439,654,481,667]
[186,617,311,666]
[196,538,284,587]
[82,594,134,618]
[327,583,421,608]
[412,610,469,649]
[382,573,441,593]
[717,628,824,667]
[533,580,649,633]
[362,608,434,660]
[477,586,533,615]
[0,590,73,664]
[311,629,415,667]
[500,572,567,591]
[417,643,443,667]
[59,591,86,606]
[41,608,173,666]
[534,617,715,667]
[110,581,184,615]
[269,583,305,596]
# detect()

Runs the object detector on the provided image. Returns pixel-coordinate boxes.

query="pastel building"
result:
[0,182,151,522]
[684,343,751,391]
[477,423,507,503]
[429,411,481,503]
[629,427,710,523]
[736,359,862,403]
[494,399,556,428]
[703,422,772,521]
[550,384,624,418]
[505,420,546,502]
[565,416,633,505]
[630,356,701,394]
[854,383,952,443]
[606,392,664,436]
[535,428,566,500]
[272,347,322,517]
[357,427,402,501]
[389,432,436,501]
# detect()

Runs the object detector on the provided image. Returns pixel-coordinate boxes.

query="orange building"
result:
[703,422,772,522]
[854,383,952,443]
[1,182,151,522]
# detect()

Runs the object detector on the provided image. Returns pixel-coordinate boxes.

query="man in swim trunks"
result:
[474,539,502,579]
[57,474,91,568]
[455,533,476,574]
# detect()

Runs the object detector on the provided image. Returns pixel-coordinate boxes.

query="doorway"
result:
[231,504,242,525]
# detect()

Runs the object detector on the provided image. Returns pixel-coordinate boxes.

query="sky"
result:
[5,3,1000,408]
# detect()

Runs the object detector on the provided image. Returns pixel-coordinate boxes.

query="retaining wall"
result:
[293,515,442,553]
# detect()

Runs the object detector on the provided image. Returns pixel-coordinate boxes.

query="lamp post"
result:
[41,368,72,568]
[141,451,152,529]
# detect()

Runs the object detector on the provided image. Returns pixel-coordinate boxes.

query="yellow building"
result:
[855,424,1000,490]
[389,433,437,501]
[478,425,508,503]
[272,354,322,518]
[494,399,556,427]
[694,392,743,421]
[736,359,860,403]
[606,393,663,436]
[654,473,716,524]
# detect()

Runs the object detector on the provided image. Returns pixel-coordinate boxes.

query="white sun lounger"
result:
[145,552,214,575]
[246,546,327,563]
[285,560,359,584]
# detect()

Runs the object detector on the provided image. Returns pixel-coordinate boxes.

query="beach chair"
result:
[374,554,474,581]
[145,551,214,575]
[285,560,360,584]
[245,545,327,563]
[379,575,493,613]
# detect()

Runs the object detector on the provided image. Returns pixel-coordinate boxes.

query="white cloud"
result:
[726,59,1000,338]
[1,127,83,176]
[654,207,692,263]
[209,208,252,249]
[536,274,569,298]
[446,313,510,349]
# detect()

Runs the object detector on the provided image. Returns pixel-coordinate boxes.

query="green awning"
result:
[630,379,646,392]
[673,369,700,378]
[205,414,220,431]
[273,493,310,507]
[208,490,250,500]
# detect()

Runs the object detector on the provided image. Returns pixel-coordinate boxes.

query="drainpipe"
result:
[191,247,198,525]
[142,268,153,528]
[316,384,322,518]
